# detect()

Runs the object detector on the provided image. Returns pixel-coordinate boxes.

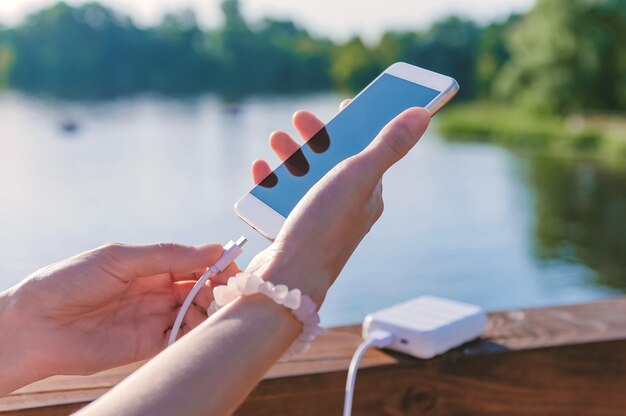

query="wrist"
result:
[0,290,36,397]
[246,245,332,307]
[0,288,47,395]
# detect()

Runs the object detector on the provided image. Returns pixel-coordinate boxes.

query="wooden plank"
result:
[1,297,625,415]
[483,296,626,350]
[238,297,626,415]
[239,340,626,415]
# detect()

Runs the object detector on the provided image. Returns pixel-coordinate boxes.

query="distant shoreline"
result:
[437,101,626,166]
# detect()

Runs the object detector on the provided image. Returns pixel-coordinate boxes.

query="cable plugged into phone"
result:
[234,62,459,241]
[167,236,247,347]
[343,296,487,416]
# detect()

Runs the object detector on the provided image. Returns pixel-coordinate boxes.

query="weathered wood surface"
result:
[1,297,626,415]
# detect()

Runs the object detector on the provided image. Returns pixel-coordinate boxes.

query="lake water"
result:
[1,92,625,326]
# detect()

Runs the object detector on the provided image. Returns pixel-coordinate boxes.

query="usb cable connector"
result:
[167,237,247,347]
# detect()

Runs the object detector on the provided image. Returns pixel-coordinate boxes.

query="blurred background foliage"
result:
[495,0,626,114]
[0,0,334,98]
[1,0,625,112]
[527,154,626,290]
[1,0,625,309]
[0,0,624,160]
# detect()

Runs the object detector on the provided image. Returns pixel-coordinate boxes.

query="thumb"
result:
[357,107,430,177]
[96,242,224,281]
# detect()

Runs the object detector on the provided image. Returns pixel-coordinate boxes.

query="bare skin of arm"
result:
[77,107,431,416]
[0,102,345,397]
[80,295,301,415]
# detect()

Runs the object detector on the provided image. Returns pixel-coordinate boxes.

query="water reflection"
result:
[525,155,626,290]
[0,92,623,326]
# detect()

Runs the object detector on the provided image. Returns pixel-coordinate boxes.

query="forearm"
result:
[78,293,302,415]
[0,288,45,396]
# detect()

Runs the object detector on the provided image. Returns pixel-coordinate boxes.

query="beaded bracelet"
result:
[207,271,324,362]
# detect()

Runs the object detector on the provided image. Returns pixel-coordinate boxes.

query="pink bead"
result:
[258,281,275,298]
[214,285,239,306]
[242,274,264,295]
[206,301,218,316]
[233,273,248,292]
[209,272,322,362]
[273,285,289,303]
[283,289,301,310]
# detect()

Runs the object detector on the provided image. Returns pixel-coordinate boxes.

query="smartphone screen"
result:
[250,73,440,217]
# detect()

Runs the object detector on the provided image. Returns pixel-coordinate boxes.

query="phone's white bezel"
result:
[234,193,284,241]
[235,62,459,240]
[385,62,458,98]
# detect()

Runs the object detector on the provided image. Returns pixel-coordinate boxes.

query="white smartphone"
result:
[235,62,459,240]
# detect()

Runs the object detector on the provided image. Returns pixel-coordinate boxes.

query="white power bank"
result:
[362,296,487,359]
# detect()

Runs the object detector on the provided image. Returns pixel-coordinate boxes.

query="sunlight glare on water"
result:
[0,92,619,326]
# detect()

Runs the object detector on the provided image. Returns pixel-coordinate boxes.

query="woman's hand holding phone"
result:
[0,98,429,399]
[243,101,431,305]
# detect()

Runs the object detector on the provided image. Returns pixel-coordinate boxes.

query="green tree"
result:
[6,2,159,97]
[474,16,518,98]
[418,17,481,99]
[331,37,383,91]
[0,27,12,88]
[2,0,333,98]
[371,18,482,100]
[0,0,524,100]
[496,0,626,114]
[210,0,332,96]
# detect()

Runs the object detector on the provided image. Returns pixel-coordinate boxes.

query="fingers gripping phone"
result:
[235,62,459,240]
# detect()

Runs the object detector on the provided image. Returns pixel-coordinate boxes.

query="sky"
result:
[0,0,534,41]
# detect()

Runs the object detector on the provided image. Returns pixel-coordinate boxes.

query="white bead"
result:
[292,340,311,355]
[293,309,307,322]
[273,285,289,304]
[300,297,316,313]
[304,313,321,326]
[283,289,301,310]
[242,273,264,295]
[214,284,239,306]
[209,272,322,363]
[233,273,248,292]
[227,276,240,290]
[279,351,294,362]
[294,299,316,321]
[206,301,218,316]
[258,281,275,297]
[300,332,317,342]
[302,324,322,338]
[303,326,323,338]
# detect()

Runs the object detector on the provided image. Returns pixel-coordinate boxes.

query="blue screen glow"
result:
[250,74,440,217]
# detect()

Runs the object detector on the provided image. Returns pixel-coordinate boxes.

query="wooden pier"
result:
[1,297,625,415]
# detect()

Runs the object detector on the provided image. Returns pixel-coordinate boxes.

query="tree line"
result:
[0,0,625,115]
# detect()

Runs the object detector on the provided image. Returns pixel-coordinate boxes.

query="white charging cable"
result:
[167,236,247,347]
[343,329,395,416]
